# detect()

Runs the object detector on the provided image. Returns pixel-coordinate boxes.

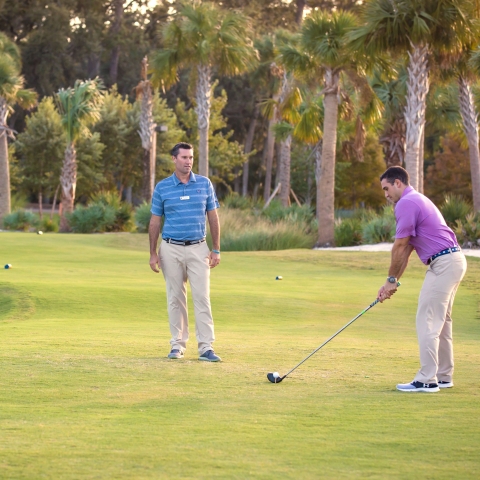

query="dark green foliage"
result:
[454,213,480,247]
[68,191,133,233]
[361,206,396,244]
[2,210,39,231]
[262,199,315,228]
[222,193,261,210]
[67,204,116,234]
[14,97,65,200]
[90,191,134,232]
[134,202,152,233]
[440,194,472,227]
[334,217,363,246]
[40,216,59,233]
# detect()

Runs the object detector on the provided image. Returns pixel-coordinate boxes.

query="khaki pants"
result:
[414,252,467,384]
[159,240,215,355]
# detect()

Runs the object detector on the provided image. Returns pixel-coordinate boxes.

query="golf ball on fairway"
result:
[37,230,43,235]
[276,276,283,280]
[4,264,12,269]
[273,372,280,378]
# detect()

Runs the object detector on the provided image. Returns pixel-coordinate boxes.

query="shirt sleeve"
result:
[205,180,220,211]
[395,200,419,238]
[150,185,164,216]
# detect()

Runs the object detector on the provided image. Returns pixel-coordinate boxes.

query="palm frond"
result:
[293,102,323,144]
[56,78,105,143]
[14,88,37,110]
[273,121,294,142]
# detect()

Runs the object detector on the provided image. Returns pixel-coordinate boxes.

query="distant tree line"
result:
[0,0,479,245]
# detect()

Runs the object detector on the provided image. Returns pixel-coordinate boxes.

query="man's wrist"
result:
[387,276,397,284]
[212,249,220,254]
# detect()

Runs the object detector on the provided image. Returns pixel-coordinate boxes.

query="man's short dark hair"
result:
[170,142,193,157]
[380,166,410,186]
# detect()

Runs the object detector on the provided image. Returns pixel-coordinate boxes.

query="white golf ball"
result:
[37,231,43,235]
[273,372,280,378]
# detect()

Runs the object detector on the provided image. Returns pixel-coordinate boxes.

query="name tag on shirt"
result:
[180,196,190,200]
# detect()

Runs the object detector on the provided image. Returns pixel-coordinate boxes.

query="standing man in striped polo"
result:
[149,142,222,362]
[377,166,467,392]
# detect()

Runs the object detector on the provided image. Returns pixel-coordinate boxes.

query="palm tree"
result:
[461,48,480,211]
[135,57,157,203]
[151,2,256,177]
[56,78,104,232]
[280,10,362,246]
[0,33,37,223]
[350,0,477,191]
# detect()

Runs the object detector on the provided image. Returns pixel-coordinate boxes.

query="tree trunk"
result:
[295,0,306,25]
[51,184,60,220]
[59,142,77,232]
[263,117,276,202]
[109,0,124,86]
[242,105,259,197]
[138,57,156,201]
[380,117,405,168]
[317,69,339,247]
[279,135,292,207]
[404,43,429,191]
[458,76,480,211]
[313,140,323,207]
[196,64,212,177]
[0,98,11,223]
[142,148,152,202]
[38,189,43,219]
[418,128,424,194]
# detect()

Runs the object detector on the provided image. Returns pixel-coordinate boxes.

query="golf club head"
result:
[267,372,284,383]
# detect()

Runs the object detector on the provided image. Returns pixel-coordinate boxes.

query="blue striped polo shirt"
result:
[150,172,220,241]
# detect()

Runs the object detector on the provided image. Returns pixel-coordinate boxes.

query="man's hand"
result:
[150,253,161,273]
[208,251,220,268]
[377,282,397,302]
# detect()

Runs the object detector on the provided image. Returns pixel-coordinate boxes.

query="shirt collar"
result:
[172,171,196,186]
[401,185,414,198]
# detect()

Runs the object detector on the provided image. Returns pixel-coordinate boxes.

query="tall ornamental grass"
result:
[361,206,396,244]
[440,195,472,227]
[208,207,316,251]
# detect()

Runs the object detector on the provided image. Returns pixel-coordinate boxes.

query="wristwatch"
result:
[387,276,397,284]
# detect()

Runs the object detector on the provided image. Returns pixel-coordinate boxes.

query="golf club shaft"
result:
[283,299,379,378]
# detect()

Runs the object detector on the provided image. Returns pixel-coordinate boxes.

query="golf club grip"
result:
[284,282,401,378]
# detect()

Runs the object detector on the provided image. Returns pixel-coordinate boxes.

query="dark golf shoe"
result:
[167,349,184,359]
[198,350,222,362]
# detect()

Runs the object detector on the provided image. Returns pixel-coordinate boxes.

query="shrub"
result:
[2,210,39,231]
[67,204,116,233]
[262,200,315,230]
[361,206,396,244]
[40,216,59,232]
[10,192,28,211]
[207,207,316,251]
[454,212,480,248]
[134,202,152,233]
[440,194,472,227]
[222,193,260,210]
[90,191,134,232]
[334,218,363,247]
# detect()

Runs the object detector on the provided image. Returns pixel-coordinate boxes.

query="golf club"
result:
[267,285,400,384]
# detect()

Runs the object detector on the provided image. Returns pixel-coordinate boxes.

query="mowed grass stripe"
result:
[0,232,479,479]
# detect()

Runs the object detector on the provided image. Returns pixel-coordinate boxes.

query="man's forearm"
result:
[388,240,413,279]
[207,210,220,250]
[149,217,162,255]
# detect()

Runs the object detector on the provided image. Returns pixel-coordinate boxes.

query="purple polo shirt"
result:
[395,186,458,264]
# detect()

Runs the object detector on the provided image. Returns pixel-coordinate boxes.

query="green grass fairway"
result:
[1,233,479,479]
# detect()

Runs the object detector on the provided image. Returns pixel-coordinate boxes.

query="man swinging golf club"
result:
[378,166,467,393]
